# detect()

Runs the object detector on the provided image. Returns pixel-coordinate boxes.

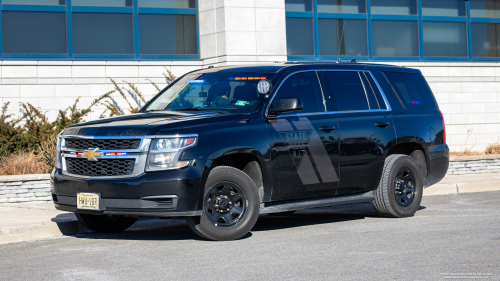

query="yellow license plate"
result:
[77,193,100,210]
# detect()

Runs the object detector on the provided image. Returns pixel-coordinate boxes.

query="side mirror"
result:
[269,98,303,115]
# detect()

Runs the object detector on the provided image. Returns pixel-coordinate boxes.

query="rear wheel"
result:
[75,213,137,233]
[373,154,423,218]
[186,166,260,241]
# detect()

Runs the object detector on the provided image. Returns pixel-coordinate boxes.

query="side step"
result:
[260,191,375,214]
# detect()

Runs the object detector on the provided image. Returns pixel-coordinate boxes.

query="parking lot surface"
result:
[1,191,499,280]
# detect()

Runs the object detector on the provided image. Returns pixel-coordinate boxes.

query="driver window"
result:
[271,72,326,114]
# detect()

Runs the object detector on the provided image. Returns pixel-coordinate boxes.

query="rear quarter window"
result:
[384,72,437,110]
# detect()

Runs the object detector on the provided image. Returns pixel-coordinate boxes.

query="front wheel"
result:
[186,166,260,241]
[373,154,424,218]
[75,213,137,233]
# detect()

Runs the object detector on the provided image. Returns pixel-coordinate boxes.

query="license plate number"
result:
[77,193,100,210]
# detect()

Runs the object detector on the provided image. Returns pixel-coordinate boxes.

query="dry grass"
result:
[0,151,50,176]
[485,143,500,155]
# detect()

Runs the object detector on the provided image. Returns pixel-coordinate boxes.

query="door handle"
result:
[319,126,336,132]
[375,122,390,128]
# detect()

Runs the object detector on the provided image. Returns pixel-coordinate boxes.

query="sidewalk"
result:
[1,172,500,245]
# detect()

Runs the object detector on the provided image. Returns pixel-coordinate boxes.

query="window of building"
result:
[472,23,500,57]
[72,0,132,7]
[422,0,466,17]
[371,0,417,15]
[470,0,500,18]
[271,72,325,114]
[2,11,66,54]
[138,0,196,8]
[139,14,197,55]
[285,0,313,12]
[0,0,198,60]
[372,20,419,57]
[286,0,491,61]
[2,0,65,5]
[317,0,366,14]
[318,19,367,56]
[286,17,315,56]
[423,21,467,57]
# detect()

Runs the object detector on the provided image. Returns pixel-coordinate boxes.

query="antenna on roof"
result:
[336,22,345,63]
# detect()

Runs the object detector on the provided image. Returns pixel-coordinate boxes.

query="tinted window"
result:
[2,0,64,4]
[384,72,437,109]
[139,14,197,55]
[2,11,66,54]
[422,0,466,17]
[285,0,313,12]
[324,71,370,111]
[72,0,132,6]
[72,13,134,54]
[359,73,380,109]
[271,72,325,114]
[470,0,500,18]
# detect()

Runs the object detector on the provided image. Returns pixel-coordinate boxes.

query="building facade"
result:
[0,0,499,152]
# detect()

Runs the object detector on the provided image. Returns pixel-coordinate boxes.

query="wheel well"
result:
[210,154,264,202]
[387,143,428,182]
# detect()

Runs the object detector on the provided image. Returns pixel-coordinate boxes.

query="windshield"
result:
[145,72,275,114]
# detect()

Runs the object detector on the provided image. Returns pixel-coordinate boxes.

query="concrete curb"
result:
[0,219,88,245]
[423,181,500,196]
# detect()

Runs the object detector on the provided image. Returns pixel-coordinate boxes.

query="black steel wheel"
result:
[75,213,137,233]
[394,167,416,207]
[186,166,260,241]
[373,154,423,218]
[203,181,247,227]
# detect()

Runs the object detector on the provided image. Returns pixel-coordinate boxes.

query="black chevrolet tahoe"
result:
[51,62,449,241]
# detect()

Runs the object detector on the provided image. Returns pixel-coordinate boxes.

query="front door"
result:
[322,70,397,195]
[267,71,340,201]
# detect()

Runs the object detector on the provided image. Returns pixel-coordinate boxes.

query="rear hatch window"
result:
[384,72,437,109]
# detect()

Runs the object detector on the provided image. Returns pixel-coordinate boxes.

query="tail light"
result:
[439,110,446,143]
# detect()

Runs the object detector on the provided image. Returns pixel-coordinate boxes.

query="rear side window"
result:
[323,71,384,111]
[384,72,437,109]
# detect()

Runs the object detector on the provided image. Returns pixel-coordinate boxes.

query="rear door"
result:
[267,71,340,201]
[322,70,397,195]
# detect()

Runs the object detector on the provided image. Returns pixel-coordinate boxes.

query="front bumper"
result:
[51,160,207,217]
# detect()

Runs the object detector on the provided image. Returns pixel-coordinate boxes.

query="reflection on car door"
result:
[322,71,397,195]
[267,71,340,201]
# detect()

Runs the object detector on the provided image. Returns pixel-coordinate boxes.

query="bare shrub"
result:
[0,151,49,175]
[485,143,500,155]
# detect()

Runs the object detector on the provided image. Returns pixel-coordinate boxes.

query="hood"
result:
[63,111,230,137]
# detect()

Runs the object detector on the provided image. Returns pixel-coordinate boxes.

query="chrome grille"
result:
[65,138,141,150]
[66,158,135,177]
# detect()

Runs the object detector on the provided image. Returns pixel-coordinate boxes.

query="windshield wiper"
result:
[144,109,169,112]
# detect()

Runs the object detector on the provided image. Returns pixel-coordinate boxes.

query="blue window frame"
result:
[286,0,500,61]
[0,0,199,60]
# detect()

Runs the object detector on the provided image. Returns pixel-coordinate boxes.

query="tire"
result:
[186,166,260,241]
[373,154,424,218]
[268,211,296,216]
[75,213,137,233]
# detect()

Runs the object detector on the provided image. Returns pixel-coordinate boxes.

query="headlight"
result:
[146,137,197,171]
[55,131,64,169]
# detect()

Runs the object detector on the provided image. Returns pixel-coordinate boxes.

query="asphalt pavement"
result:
[0,191,499,281]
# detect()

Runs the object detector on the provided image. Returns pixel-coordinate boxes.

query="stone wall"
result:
[0,175,52,204]
[447,155,500,175]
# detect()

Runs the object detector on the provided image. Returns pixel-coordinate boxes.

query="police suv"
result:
[51,62,449,241]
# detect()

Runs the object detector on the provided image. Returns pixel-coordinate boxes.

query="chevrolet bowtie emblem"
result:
[83,148,102,161]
